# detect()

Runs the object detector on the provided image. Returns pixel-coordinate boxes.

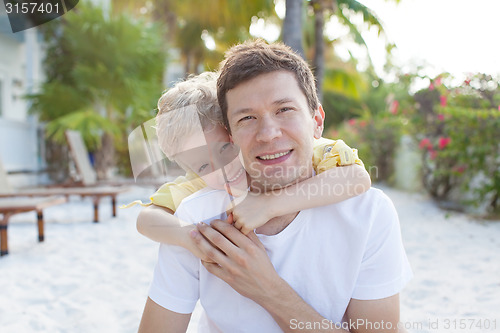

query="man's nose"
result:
[255,117,282,142]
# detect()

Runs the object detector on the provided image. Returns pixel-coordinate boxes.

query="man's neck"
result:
[255,212,299,236]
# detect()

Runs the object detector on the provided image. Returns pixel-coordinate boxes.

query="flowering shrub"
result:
[411,74,500,213]
[328,75,414,184]
[333,113,404,183]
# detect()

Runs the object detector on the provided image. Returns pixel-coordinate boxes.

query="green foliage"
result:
[113,0,276,73]
[323,66,368,99]
[411,74,500,213]
[333,112,405,184]
[28,3,166,177]
[322,91,363,129]
[45,110,121,150]
[324,72,415,185]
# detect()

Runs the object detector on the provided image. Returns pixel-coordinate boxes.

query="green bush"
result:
[332,112,404,184]
[411,74,500,213]
[417,107,500,212]
[28,4,166,179]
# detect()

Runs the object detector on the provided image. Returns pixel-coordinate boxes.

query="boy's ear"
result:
[313,105,325,139]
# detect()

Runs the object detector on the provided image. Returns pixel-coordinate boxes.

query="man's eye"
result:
[238,116,253,122]
[279,107,293,113]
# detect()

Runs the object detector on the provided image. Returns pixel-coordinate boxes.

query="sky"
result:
[352,0,500,79]
[252,0,500,81]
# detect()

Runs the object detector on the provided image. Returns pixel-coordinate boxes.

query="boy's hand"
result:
[226,193,274,235]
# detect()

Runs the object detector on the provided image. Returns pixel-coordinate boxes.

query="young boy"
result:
[135,71,370,261]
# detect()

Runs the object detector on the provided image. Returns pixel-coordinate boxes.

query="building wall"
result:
[0,11,46,187]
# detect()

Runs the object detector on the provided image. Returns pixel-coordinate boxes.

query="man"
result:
[138,40,412,332]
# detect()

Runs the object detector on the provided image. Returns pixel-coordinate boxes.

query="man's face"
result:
[226,70,324,192]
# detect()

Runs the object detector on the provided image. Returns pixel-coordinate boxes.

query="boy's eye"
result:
[198,163,209,174]
[220,143,231,153]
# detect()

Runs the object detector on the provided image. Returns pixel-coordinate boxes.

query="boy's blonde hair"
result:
[156,72,224,160]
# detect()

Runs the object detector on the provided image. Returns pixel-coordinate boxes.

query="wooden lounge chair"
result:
[0,196,67,256]
[0,158,128,223]
[66,129,171,187]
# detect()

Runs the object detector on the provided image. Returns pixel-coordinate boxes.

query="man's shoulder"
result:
[175,187,232,223]
[337,187,391,208]
[311,187,396,228]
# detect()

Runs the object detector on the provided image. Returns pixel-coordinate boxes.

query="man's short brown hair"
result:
[217,39,319,131]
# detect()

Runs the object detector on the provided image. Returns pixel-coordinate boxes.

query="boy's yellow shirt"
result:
[128,138,363,212]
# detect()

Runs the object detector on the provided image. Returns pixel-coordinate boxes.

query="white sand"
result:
[0,185,499,333]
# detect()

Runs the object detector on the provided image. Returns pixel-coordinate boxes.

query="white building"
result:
[0,10,45,187]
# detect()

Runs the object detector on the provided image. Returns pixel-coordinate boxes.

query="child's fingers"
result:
[234,219,243,231]
[226,213,234,225]
[225,208,233,221]
[241,226,252,235]
[246,231,266,251]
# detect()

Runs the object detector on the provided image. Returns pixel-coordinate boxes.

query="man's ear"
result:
[313,105,325,139]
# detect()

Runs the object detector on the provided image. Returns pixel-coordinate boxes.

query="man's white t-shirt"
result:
[149,187,413,332]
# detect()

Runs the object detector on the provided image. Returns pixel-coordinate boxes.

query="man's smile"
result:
[256,149,293,165]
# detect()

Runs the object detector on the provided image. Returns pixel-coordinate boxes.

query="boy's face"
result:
[175,124,249,195]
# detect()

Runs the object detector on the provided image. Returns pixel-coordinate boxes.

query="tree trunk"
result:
[313,2,325,103]
[184,51,191,77]
[94,132,115,180]
[283,0,305,59]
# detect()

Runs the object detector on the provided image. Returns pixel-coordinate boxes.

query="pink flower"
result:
[390,100,399,115]
[419,138,431,149]
[435,77,442,86]
[498,105,500,111]
[440,95,447,107]
[429,82,435,91]
[437,114,445,121]
[453,165,466,174]
[348,119,357,126]
[359,120,367,128]
[438,137,451,150]
[464,79,471,86]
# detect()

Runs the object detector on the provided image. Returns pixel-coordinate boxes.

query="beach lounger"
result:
[66,130,170,187]
[0,158,128,223]
[0,196,66,256]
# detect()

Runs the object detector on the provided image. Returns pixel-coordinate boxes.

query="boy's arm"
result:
[232,164,371,234]
[137,205,212,262]
[274,163,371,210]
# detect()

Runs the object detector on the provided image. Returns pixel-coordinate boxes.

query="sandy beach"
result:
[0,185,499,333]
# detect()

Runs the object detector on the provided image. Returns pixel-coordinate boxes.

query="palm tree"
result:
[112,0,276,74]
[29,4,165,179]
[283,0,399,102]
[282,0,305,58]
